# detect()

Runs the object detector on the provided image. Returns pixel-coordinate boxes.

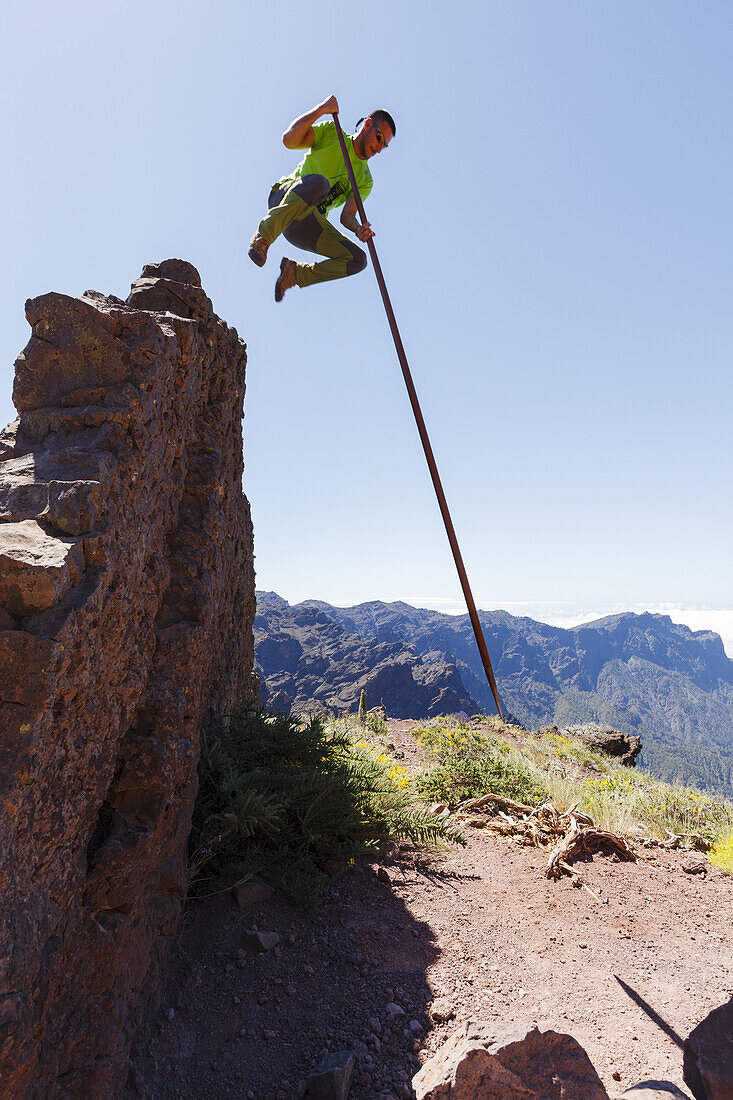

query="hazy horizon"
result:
[257,589,733,659]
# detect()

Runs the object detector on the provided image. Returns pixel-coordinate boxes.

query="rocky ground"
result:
[126,721,733,1099]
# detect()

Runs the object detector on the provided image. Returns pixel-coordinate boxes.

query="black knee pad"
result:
[296,174,331,206]
[348,246,367,274]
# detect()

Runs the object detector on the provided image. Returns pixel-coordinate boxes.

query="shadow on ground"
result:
[126,852,443,1099]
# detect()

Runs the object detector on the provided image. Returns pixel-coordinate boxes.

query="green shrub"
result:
[414,717,548,807]
[189,707,465,906]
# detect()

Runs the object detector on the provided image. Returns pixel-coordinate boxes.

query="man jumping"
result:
[248,95,395,302]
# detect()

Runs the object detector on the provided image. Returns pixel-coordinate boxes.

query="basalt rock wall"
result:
[0,260,257,1098]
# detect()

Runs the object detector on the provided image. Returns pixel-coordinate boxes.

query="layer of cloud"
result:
[407,598,733,658]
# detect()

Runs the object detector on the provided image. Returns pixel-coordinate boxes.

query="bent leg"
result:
[257,175,330,245]
[283,209,367,287]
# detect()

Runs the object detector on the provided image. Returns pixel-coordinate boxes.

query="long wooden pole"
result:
[331,112,503,716]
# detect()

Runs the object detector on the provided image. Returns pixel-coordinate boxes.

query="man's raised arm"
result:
[282,95,339,149]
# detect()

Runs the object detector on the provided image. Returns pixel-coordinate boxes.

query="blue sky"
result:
[2,2,731,651]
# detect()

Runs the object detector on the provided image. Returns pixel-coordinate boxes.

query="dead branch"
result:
[546,823,636,879]
[662,828,710,852]
[458,793,535,815]
[456,795,639,884]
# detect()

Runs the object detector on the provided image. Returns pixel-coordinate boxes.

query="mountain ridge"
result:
[254,592,733,796]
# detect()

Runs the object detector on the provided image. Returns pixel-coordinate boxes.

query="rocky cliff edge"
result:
[0,259,257,1098]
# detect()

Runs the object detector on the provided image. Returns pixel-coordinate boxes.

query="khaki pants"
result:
[258,174,367,288]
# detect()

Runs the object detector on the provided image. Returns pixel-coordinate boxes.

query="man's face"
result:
[361,115,394,159]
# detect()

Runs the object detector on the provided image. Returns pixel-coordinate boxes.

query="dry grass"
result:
[411,715,733,847]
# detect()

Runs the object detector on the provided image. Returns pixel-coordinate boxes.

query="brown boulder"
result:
[412,1020,610,1100]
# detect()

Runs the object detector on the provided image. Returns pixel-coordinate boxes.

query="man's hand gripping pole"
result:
[331,111,503,717]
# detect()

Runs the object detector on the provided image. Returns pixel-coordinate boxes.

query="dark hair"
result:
[371,109,396,136]
[355,109,396,137]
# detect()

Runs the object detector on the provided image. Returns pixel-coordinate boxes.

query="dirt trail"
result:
[126,721,733,1099]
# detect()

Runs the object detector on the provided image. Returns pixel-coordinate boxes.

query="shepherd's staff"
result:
[331,111,503,717]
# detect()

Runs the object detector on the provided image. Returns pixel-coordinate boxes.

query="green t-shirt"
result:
[274,121,373,216]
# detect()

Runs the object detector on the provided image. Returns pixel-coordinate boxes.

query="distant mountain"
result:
[254,592,477,719]
[254,593,733,797]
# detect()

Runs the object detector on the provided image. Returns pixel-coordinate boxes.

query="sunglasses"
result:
[373,124,387,147]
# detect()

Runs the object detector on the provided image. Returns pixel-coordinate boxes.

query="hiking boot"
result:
[275,257,297,302]
[248,233,270,267]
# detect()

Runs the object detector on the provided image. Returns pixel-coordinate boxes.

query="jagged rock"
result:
[684,996,733,1099]
[0,518,84,613]
[0,261,257,1099]
[540,724,642,767]
[307,1051,355,1099]
[412,1020,610,1100]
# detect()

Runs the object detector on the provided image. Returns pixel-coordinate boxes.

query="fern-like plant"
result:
[189,707,464,906]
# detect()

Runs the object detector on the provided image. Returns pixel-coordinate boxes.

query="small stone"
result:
[307,1051,355,1100]
[243,929,280,952]
[263,1029,277,1040]
[682,855,707,875]
[429,998,454,1023]
[368,1017,382,1034]
[386,1002,405,1017]
[377,867,391,883]
[285,983,297,995]
[409,1019,422,1033]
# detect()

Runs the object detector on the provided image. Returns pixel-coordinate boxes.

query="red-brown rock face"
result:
[0,259,257,1099]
